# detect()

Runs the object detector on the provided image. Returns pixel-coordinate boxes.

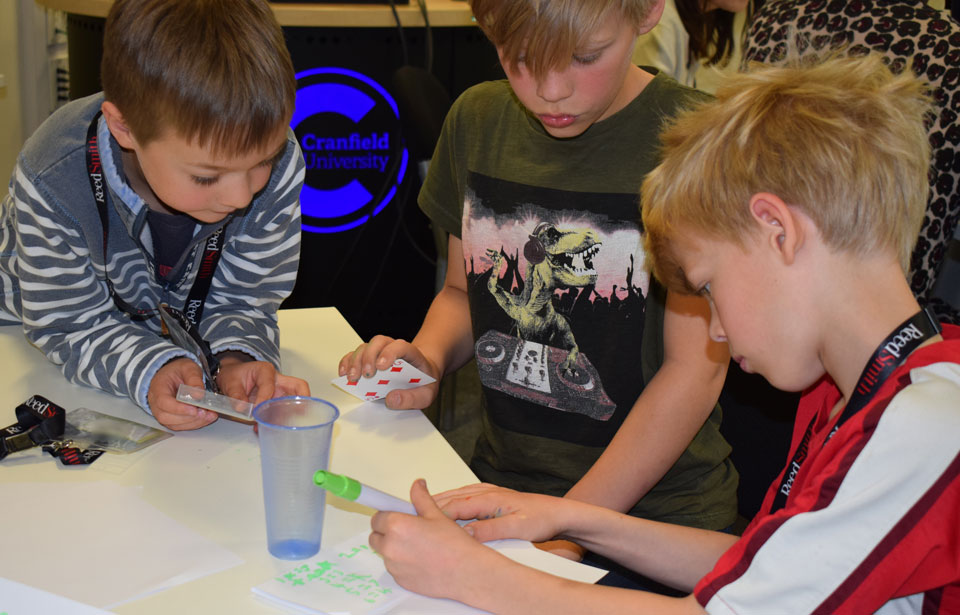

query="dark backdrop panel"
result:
[281,26,501,341]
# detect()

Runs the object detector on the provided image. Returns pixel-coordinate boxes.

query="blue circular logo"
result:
[292,67,408,234]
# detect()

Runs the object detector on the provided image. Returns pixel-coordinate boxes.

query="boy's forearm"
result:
[458,547,707,615]
[566,290,727,512]
[412,283,475,377]
[532,497,733,593]
[565,355,726,511]
[563,509,737,593]
[411,236,475,377]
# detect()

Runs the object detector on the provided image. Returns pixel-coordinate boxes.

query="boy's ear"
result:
[100,101,137,150]
[637,0,666,35]
[749,193,802,265]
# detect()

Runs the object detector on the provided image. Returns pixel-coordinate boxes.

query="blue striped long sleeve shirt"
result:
[0,94,304,414]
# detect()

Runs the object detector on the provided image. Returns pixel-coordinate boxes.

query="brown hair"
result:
[642,53,932,291]
[101,0,295,154]
[470,0,660,80]
[675,0,743,66]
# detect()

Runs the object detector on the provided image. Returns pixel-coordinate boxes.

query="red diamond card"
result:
[331,358,436,402]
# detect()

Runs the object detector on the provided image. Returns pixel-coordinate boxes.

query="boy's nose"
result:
[708,304,727,343]
[219,175,255,210]
[536,71,573,103]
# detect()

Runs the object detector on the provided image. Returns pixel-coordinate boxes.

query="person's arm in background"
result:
[338,234,475,410]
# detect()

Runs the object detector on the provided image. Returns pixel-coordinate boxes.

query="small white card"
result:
[331,359,436,402]
[175,384,256,425]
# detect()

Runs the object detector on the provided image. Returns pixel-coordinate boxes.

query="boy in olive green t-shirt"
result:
[340,0,736,564]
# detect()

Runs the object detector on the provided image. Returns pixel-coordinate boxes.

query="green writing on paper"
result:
[274,544,393,605]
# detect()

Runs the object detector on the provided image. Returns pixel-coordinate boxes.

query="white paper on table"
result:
[0,577,114,614]
[0,481,243,609]
[252,530,606,615]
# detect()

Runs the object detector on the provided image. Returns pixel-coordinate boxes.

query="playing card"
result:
[331,358,437,402]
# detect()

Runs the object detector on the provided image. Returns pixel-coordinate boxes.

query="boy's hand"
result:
[370,479,499,600]
[149,357,218,430]
[433,483,570,545]
[338,336,440,410]
[216,354,310,406]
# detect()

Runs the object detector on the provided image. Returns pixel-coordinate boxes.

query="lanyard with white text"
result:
[0,395,103,465]
[769,308,941,513]
[84,112,224,326]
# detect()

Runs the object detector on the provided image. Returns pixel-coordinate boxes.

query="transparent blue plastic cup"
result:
[253,396,339,560]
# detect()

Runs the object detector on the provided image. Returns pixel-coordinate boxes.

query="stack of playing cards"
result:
[331,358,436,402]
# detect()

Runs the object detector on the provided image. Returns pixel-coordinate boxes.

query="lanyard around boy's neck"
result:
[769,307,941,514]
[84,111,224,326]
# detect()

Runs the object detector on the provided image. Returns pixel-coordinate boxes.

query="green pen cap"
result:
[313,469,362,500]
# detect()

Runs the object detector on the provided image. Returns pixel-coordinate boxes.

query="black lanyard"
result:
[0,395,102,465]
[84,112,223,326]
[769,308,942,513]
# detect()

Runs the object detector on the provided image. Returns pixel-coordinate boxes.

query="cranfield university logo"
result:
[292,67,409,233]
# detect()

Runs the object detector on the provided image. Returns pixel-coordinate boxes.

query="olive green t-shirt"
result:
[419,75,737,529]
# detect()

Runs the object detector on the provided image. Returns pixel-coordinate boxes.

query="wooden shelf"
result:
[34,0,477,27]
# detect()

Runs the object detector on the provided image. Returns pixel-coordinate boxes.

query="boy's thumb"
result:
[410,478,440,517]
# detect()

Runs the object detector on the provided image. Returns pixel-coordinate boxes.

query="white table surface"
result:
[0,307,480,614]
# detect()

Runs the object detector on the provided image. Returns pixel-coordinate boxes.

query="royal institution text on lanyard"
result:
[84,112,224,326]
[0,396,103,465]
[770,308,942,513]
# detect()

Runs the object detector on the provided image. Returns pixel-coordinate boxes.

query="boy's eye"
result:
[192,175,218,186]
[573,52,601,65]
[698,282,712,297]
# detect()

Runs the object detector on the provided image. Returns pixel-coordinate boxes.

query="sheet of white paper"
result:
[0,482,243,609]
[252,531,606,614]
[0,577,114,615]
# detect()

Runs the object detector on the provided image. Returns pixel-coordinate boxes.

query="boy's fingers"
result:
[361,336,397,376]
[156,406,217,431]
[277,374,310,397]
[434,483,502,506]
[181,369,205,390]
[384,384,436,410]
[339,347,363,377]
[456,518,503,543]
[409,479,443,518]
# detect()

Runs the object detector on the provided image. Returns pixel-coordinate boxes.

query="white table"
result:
[0,307,480,614]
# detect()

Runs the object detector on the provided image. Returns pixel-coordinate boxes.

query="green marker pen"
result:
[314,470,417,515]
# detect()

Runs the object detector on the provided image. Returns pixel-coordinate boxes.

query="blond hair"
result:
[641,53,932,292]
[470,0,659,80]
[101,0,295,154]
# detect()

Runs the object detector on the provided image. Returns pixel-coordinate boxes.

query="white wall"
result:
[1,0,64,187]
[0,0,23,185]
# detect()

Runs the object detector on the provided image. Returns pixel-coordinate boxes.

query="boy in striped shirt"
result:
[0,0,309,430]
